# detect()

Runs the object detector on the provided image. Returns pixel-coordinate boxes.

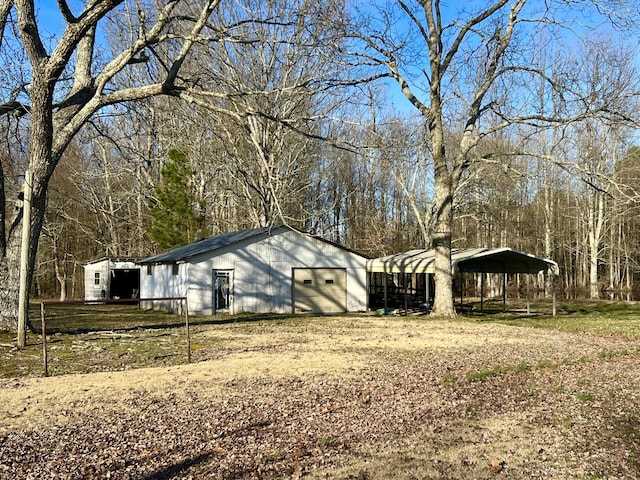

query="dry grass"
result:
[2,301,640,478]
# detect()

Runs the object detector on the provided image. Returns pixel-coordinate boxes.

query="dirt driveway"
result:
[2,316,640,479]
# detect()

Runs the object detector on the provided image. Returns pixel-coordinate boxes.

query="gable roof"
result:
[84,257,141,266]
[367,247,558,275]
[138,224,369,264]
[138,226,279,264]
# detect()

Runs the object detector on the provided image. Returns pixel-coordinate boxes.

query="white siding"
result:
[139,263,187,313]
[183,228,367,315]
[84,259,140,301]
[187,266,213,315]
[139,228,368,315]
[84,260,109,301]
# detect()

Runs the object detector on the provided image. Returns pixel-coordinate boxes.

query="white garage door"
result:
[293,268,347,313]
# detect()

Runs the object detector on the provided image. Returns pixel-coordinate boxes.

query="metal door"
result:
[214,270,232,313]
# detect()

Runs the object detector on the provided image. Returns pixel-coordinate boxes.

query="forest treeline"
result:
[2,0,640,304]
[36,106,640,300]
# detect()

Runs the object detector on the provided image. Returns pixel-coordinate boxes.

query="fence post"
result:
[41,303,48,377]
[184,298,191,363]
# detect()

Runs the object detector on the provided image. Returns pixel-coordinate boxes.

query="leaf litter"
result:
[2,317,640,479]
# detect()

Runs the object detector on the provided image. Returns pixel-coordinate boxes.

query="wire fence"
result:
[36,297,190,377]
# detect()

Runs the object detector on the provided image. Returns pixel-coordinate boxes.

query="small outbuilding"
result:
[83,258,141,302]
[137,225,369,315]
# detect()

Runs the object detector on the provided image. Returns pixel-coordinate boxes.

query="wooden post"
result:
[18,170,32,348]
[184,298,191,363]
[41,302,48,377]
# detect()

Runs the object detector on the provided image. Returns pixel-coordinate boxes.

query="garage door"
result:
[293,268,347,313]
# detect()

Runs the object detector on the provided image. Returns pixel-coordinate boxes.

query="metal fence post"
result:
[184,298,191,363]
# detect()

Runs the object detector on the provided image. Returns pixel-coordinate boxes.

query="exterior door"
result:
[213,270,232,313]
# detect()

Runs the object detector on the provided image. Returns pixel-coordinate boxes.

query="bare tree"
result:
[343,0,637,315]
[0,0,222,343]
[174,0,347,230]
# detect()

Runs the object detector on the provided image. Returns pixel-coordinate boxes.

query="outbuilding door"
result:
[293,268,347,313]
[110,268,140,299]
[213,270,232,313]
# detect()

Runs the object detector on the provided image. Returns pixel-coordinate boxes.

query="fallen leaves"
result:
[2,319,640,478]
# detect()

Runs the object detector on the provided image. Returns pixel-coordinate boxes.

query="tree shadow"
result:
[140,420,275,479]
[31,303,315,336]
[141,452,213,480]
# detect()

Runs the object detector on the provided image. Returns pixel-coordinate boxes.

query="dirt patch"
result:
[2,316,640,479]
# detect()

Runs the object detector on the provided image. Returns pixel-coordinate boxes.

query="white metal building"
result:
[137,225,369,315]
[83,258,141,301]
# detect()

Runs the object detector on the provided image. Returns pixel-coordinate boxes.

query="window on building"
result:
[94,272,100,285]
[172,264,179,276]
[146,265,152,276]
[303,279,312,285]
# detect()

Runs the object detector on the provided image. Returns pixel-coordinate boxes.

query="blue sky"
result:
[35,0,95,45]
[31,0,637,119]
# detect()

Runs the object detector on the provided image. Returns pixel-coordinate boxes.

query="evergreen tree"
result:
[148,148,205,250]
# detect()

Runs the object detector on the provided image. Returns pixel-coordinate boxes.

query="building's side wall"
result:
[84,260,110,301]
[186,229,368,315]
[139,263,188,313]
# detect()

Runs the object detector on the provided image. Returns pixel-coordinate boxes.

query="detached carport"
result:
[367,248,559,315]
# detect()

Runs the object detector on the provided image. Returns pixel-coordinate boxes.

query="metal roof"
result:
[137,224,369,264]
[367,247,558,275]
[84,257,141,266]
[138,226,282,264]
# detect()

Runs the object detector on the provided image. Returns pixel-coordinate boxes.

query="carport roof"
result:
[367,248,558,275]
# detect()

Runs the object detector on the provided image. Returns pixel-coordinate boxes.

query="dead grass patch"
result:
[3,302,640,478]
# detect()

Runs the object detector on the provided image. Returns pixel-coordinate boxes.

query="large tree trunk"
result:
[1,49,56,334]
[0,231,21,331]
[0,195,45,333]
[430,156,456,316]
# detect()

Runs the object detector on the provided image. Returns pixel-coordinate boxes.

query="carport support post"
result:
[403,270,408,315]
[526,274,531,315]
[480,272,484,312]
[552,273,557,316]
[502,273,506,312]
[425,273,430,310]
[41,302,48,377]
[383,274,388,313]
